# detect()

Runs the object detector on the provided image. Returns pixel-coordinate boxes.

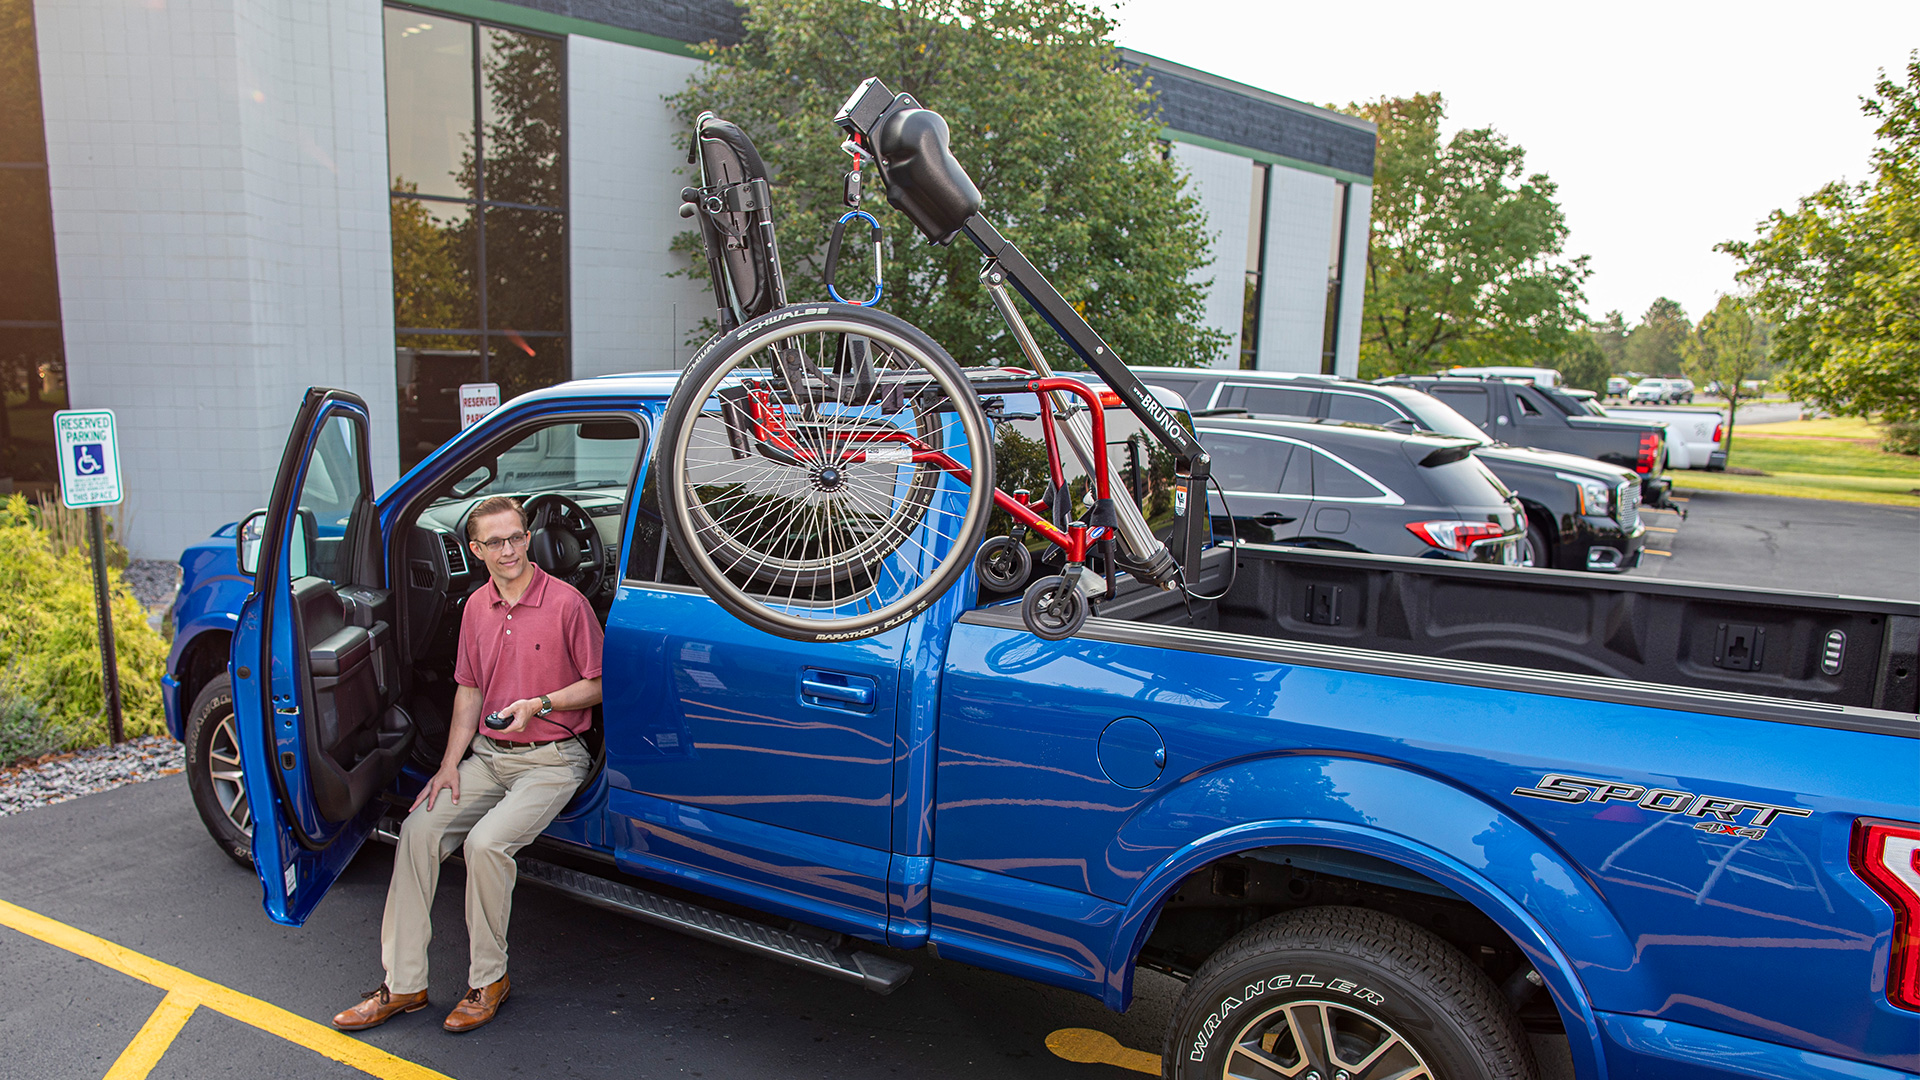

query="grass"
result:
[1672,431,1920,508]
[1735,416,1884,440]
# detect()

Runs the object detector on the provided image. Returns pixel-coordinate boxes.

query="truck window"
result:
[986,392,1183,537]
[1514,392,1545,418]
[1427,386,1490,424]
[1142,377,1203,408]
[1325,393,1405,426]
[295,414,369,583]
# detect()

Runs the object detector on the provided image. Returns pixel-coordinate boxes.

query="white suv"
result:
[1628,378,1678,404]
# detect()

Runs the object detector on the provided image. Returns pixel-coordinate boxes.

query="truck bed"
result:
[1081,543,1919,723]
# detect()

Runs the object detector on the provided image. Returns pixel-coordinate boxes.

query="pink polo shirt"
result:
[454,564,604,743]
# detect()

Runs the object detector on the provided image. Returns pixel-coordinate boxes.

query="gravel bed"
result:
[125,558,183,616]
[0,735,184,817]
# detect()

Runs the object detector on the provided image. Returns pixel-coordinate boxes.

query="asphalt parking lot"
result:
[0,776,1186,1080]
[1635,488,1920,601]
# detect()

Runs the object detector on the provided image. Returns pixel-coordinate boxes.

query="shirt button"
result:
[507,615,512,620]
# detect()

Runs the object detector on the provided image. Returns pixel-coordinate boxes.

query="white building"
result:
[6,0,1374,558]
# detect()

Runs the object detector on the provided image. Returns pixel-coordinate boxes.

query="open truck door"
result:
[232,388,411,925]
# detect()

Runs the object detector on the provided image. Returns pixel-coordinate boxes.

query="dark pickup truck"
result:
[1382,375,1673,505]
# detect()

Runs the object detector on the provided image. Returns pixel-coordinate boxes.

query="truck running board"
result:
[515,857,913,995]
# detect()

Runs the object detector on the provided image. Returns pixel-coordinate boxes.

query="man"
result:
[331,495,603,1034]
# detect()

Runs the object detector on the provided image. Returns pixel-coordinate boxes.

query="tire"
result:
[1021,574,1087,640]
[184,674,253,867]
[1163,907,1537,1080]
[1524,526,1550,570]
[976,535,1032,592]
[657,304,995,643]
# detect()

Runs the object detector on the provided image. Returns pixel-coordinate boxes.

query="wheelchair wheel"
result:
[657,303,995,642]
[1021,574,1088,641]
[975,535,1032,593]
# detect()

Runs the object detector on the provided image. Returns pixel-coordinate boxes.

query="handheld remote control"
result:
[484,712,511,730]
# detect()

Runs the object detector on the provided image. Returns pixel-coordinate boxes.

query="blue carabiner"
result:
[825,209,884,307]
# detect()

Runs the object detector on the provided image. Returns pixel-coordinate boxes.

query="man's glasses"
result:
[474,530,530,554]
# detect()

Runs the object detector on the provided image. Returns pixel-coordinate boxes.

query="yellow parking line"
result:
[0,898,455,1080]
[1644,549,1673,557]
[1647,526,1678,533]
[1047,1028,1160,1074]
[104,991,198,1080]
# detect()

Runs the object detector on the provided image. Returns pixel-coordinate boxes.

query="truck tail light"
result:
[1852,817,1920,1012]
[1636,431,1661,474]
[1712,421,1725,444]
[1406,520,1506,552]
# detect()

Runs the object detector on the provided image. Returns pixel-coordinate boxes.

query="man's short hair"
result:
[467,496,528,540]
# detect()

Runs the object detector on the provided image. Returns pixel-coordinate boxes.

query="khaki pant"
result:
[381,736,590,994]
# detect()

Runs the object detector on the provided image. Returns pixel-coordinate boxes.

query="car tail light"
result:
[1636,431,1661,474]
[1712,421,1725,444]
[1406,520,1506,552]
[1099,391,1123,408]
[1853,817,1920,1012]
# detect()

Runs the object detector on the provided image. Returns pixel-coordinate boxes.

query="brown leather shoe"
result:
[442,975,510,1033]
[331,985,429,1031]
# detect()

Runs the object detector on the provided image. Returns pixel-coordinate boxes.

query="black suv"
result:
[1135,368,1647,572]
[1194,416,1527,564]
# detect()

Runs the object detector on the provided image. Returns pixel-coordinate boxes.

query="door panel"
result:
[232,390,406,926]
[601,582,900,933]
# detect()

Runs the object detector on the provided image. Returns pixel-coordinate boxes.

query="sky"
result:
[1103,0,1919,327]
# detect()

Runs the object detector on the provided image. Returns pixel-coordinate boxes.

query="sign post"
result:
[54,410,126,745]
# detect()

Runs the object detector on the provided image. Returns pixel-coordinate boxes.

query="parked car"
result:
[1193,415,1528,563]
[1561,388,1727,471]
[1606,376,1631,397]
[1380,374,1674,506]
[1135,368,1646,571]
[1627,377,1693,405]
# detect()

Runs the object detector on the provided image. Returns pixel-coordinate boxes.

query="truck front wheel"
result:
[1162,907,1536,1080]
[185,674,253,867]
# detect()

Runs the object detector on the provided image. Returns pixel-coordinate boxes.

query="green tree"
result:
[1557,333,1611,393]
[1623,297,1690,376]
[1683,295,1767,456]
[1723,53,1920,454]
[1593,310,1629,374]
[670,0,1226,368]
[1352,93,1591,377]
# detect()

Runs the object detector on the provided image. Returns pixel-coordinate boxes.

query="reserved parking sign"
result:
[54,409,123,508]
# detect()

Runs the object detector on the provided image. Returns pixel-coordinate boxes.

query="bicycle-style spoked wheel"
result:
[657,304,995,642]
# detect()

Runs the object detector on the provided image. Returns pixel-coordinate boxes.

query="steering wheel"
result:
[522,492,607,598]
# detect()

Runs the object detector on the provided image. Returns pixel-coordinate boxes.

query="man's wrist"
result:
[537,694,553,716]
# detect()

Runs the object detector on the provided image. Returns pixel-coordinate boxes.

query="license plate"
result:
[1502,538,1524,565]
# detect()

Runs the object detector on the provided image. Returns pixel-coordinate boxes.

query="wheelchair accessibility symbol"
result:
[72,442,106,476]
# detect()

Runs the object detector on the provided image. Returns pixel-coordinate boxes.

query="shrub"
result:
[0,494,168,752]
[0,687,61,765]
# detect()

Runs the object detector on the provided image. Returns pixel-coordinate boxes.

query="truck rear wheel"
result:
[185,674,253,867]
[1162,907,1536,1080]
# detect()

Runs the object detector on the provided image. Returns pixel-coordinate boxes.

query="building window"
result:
[384,6,567,471]
[1322,181,1351,375]
[0,0,71,500]
[1240,163,1270,370]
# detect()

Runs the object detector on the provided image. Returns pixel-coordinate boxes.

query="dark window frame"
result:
[385,3,571,469]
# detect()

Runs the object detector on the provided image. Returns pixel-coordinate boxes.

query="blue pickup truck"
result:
[164,373,1920,1080]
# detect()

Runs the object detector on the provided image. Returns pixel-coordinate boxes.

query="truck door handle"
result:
[1255,512,1296,526]
[801,669,878,713]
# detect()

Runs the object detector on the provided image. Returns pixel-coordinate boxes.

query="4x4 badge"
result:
[1511,772,1811,839]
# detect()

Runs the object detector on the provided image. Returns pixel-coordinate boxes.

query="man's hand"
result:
[412,765,460,812]
[492,697,545,735]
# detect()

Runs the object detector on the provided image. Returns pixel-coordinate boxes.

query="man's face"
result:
[468,509,532,584]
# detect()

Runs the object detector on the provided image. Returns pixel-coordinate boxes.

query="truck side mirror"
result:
[236,510,267,577]
[236,507,318,578]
